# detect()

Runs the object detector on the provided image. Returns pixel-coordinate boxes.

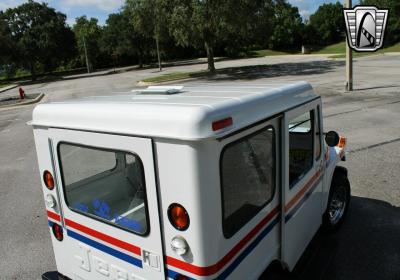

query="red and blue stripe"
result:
[46,211,142,269]
[46,169,321,279]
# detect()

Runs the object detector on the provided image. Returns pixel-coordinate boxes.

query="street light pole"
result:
[345,0,353,91]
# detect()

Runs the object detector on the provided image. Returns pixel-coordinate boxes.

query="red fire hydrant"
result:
[19,87,25,99]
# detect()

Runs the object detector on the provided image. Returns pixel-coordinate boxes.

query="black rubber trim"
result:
[42,271,71,280]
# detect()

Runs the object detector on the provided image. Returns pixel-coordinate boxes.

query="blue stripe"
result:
[167,268,196,280]
[48,221,54,227]
[215,215,280,280]
[67,229,142,268]
[285,177,322,223]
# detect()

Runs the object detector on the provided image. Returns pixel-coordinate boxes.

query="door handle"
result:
[317,161,323,173]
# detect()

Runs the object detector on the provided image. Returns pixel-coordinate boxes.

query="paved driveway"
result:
[0,54,399,279]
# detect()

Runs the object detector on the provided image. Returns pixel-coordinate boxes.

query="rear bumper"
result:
[42,271,70,280]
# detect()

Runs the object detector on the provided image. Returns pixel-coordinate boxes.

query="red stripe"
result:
[166,206,279,276]
[47,210,61,222]
[285,171,320,212]
[65,218,141,256]
[167,172,320,276]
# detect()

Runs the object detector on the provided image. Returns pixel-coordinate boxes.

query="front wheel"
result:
[323,172,351,231]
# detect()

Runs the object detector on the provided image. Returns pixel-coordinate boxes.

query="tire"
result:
[323,171,351,231]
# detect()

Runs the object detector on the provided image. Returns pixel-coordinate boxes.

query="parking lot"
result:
[0,54,399,279]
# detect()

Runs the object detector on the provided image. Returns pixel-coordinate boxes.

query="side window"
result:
[315,107,322,160]
[58,143,149,235]
[221,127,276,238]
[289,111,314,187]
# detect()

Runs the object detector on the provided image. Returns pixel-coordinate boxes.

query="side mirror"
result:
[325,131,340,147]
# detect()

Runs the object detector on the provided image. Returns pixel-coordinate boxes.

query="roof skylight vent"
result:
[133,86,184,95]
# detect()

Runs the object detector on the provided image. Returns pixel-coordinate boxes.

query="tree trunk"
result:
[30,62,37,81]
[138,47,144,68]
[204,41,215,72]
[138,55,143,68]
[155,36,162,71]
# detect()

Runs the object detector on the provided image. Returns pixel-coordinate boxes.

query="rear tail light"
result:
[43,170,55,190]
[168,203,190,231]
[52,223,63,241]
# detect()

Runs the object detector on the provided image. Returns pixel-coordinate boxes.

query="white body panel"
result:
[32,82,346,280]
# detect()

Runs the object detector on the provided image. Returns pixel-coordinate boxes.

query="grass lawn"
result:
[382,42,400,52]
[311,41,346,54]
[141,71,208,83]
[328,42,400,58]
[142,42,400,84]
[250,49,300,57]
[0,83,11,89]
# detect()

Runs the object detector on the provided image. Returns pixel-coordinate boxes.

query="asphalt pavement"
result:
[0,54,399,279]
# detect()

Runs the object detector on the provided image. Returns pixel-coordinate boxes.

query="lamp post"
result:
[345,0,353,91]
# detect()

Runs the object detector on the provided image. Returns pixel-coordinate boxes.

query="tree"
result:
[168,0,275,72]
[306,2,345,46]
[360,0,400,46]
[0,11,14,65]
[217,0,275,56]
[269,0,303,50]
[125,0,170,70]
[73,16,103,72]
[100,11,147,67]
[1,0,76,80]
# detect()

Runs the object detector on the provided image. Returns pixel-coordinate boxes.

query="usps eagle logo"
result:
[343,6,388,52]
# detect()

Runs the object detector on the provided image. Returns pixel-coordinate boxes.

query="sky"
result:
[0,0,352,26]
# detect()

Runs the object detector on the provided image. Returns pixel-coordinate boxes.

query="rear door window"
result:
[58,143,149,235]
[288,111,314,187]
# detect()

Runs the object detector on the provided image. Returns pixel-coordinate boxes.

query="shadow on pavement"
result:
[260,196,400,280]
[201,60,345,81]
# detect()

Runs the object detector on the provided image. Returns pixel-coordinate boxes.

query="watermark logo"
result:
[343,6,388,52]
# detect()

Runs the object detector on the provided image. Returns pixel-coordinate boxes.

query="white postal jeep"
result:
[32,82,350,280]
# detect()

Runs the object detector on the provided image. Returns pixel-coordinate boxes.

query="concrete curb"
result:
[0,93,45,111]
[384,52,400,56]
[0,84,18,93]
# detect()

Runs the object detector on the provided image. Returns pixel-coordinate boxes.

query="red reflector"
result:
[212,117,233,131]
[43,170,55,190]
[52,223,63,241]
[168,204,190,231]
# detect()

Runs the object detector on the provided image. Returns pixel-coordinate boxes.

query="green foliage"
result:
[269,0,303,50]
[0,12,14,65]
[360,0,400,46]
[305,2,345,46]
[167,0,277,71]
[73,16,104,71]
[0,0,76,80]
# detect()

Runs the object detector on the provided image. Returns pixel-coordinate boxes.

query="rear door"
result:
[282,99,324,270]
[49,128,165,280]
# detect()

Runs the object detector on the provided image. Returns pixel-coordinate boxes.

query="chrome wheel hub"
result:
[328,184,347,225]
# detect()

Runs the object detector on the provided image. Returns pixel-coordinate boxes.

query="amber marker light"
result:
[337,136,347,148]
